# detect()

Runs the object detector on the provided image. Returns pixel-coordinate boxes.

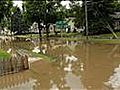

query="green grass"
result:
[14,32,120,45]
[101,32,120,37]
[87,38,120,44]
[15,34,39,39]
[62,37,82,41]
[48,32,80,37]
[30,52,58,62]
[89,32,120,39]
[62,36,120,44]
[15,32,80,38]
[0,50,11,59]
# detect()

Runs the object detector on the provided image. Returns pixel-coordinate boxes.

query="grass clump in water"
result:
[0,50,11,59]
[30,52,57,62]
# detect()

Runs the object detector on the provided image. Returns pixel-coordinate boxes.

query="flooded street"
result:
[0,38,120,90]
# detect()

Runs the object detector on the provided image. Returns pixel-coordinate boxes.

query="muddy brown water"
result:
[0,38,120,90]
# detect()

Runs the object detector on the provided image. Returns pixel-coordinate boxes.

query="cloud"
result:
[13,1,23,10]
[61,1,71,9]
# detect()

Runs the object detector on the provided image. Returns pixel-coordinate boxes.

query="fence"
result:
[0,53,29,76]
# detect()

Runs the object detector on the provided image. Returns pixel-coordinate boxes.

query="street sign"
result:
[55,21,68,29]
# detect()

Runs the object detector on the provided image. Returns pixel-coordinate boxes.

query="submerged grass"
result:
[0,50,11,59]
[30,52,58,62]
[88,38,120,44]
[15,32,80,38]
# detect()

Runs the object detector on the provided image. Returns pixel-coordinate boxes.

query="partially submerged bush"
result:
[0,50,11,59]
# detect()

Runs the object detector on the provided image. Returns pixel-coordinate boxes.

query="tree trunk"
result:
[107,23,118,39]
[46,24,49,37]
[38,21,42,37]
[54,25,58,36]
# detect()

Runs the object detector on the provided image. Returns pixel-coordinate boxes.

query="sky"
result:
[61,1,71,9]
[13,1,23,10]
[13,1,82,10]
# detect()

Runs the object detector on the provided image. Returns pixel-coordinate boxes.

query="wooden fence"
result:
[0,53,29,76]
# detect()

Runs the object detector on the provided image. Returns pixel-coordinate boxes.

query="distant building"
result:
[30,22,39,33]
[30,22,45,33]
[112,12,120,30]
[48,23,55,34]
[66,17,84,33]
[66,17,75,32]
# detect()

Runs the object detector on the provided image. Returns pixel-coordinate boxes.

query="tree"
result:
[11,7,22,34]
[69,0,119,36]
[0,0,13,32]
[69,1,84,28]
[11,6,29,35]
[23,0,65,37]
[83,0,119,36]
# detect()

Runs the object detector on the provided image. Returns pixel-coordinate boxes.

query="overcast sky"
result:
[61,1,71,9]
[13,1,23,10]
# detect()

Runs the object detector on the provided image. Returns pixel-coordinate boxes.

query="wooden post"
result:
[4,59,7,75]
[23,55,29,69]
[85,0,89,39]
[2,58,5,75]
[20,55,24,71]
[9,57,13,74]
[0,60,2,75]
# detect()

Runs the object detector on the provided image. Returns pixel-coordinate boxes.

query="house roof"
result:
[111,12,120,19]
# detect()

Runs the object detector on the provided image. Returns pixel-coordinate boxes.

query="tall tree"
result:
[0,0,13,32]
[11,7,22,34]
[70,0,119,36]
[69,1,84,28]
[11,6,29,34]
[23,0,64,37]
[83,0,119,36]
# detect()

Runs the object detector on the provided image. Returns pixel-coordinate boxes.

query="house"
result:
[112,12,120,30]
[30,22,39,33]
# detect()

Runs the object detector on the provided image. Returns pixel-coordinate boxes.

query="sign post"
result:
[55,21,68,38]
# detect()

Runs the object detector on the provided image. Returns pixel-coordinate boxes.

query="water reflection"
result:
[3,78,37,90]
[0,71,36,90]
[108,45,120,58]
[50,84,59,90]
[105,64,120,90]
[65,72,86,90]
[0,38,120,90]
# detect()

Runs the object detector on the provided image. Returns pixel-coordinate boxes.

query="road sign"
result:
[55,21,68,29]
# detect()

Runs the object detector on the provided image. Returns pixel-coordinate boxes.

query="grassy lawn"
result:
[14,31,120,39]
[87,32,120,44]
[88,38,120,44]
[11,32,120,44]
[14,34,39,38]
[14,32,80,38]
[89,32,120,39]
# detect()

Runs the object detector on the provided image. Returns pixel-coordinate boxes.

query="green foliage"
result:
[84,0,120,35]
[11,7,21,34]
[11,7,29,34]
[24,0,66,23]
[69,0,120,35]
[0,1,7,23]
[113,1,120,11]
[23,1,66,36]
[0,50,10,59]
[69,1,84,28]
[0,0,13,31]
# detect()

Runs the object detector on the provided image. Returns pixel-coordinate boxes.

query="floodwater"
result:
[0,38,120,90]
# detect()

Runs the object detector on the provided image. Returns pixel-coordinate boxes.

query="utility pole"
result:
[85,0,88,39]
